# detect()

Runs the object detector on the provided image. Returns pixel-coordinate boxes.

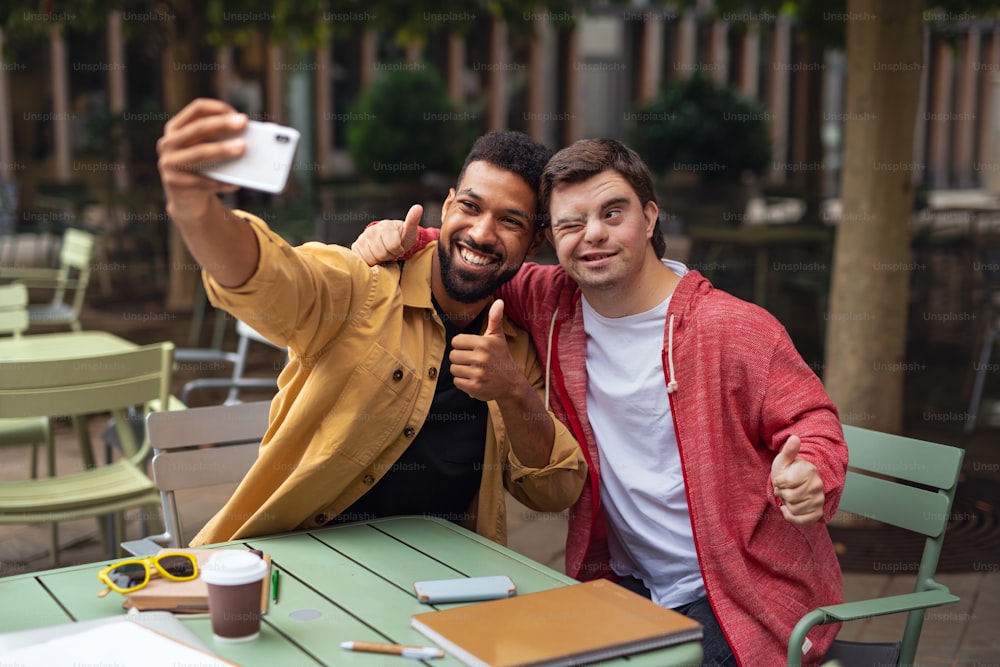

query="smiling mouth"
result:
[459,245,498,267]
[579,252,616,263]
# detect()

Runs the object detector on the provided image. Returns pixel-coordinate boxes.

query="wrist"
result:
[166,194,218,228]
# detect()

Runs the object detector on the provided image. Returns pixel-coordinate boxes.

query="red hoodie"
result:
[407,229,846,665]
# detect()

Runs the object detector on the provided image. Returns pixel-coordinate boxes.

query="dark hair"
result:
[456,130,553,228]
[540,138,667,258]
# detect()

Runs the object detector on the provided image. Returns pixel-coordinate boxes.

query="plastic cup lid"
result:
[200,550,268,586]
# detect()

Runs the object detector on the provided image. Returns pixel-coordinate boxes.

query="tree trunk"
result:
[163,9,205,313]
[823,0,924,433]
[800,37,825,227]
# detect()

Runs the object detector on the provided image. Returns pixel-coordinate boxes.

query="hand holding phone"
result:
[413,575,516,604]
[200,120,301,193]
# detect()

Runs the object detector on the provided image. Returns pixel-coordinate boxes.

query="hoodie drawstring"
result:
[666,313,678,394]
[548,307,677,404]
[544,307,558,411]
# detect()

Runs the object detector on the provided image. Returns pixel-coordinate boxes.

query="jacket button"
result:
[428,367,438,380]
[315,513,327,524]
[363,474,375,485]
[403,427,416,437]
[392,368,404,381]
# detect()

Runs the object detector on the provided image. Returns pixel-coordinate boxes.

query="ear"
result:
[643,200,659,239]
[525,228,546,259]
[441,188,456,221]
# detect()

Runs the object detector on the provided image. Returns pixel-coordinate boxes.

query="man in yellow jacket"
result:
[156,98,586,546]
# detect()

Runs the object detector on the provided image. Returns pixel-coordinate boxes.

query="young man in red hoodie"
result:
[355,139,848,666]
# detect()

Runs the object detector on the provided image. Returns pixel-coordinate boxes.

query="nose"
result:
[466,214,499,246]
[582,216,608,244]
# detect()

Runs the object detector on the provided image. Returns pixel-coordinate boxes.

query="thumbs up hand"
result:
[351,203,423,266]
[770,435,825,526]
[450,300,517,401]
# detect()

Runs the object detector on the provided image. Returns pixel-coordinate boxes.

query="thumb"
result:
[772,435,802,475]
[401,204,422,251]
[485,299,505,337]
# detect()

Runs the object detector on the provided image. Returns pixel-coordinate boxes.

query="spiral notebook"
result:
[410,579,702,667]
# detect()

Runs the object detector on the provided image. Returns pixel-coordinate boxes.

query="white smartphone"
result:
[201,120,301,194]
[413,575,516,604]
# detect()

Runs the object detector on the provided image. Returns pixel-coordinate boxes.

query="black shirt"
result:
[333,301,489,525]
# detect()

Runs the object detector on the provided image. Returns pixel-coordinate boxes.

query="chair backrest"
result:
[178,319,286,405]
[147,400,269,546]
[0,342,174,462]
[839,424,965,664]
[0,283,28,337]
[51,227,94,312]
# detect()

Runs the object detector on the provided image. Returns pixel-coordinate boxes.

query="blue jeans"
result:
[617,576,736,667]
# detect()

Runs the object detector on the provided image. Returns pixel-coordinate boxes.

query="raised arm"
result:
[157,98,259,287]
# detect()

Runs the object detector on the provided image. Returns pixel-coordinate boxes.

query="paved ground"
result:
[1,263,998,664]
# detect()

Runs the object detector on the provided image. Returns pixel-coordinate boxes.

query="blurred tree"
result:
[346,66,473,182]
[630,73,772,184]
[0,0,579,309]
[711,0,999,433]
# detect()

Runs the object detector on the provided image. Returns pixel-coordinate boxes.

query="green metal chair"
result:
[787,424,965,667]
[0,283,53,478]
[0,342,174,564]
[0,227,95,331]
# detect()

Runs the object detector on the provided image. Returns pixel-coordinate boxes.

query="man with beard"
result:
[156,98,586,546]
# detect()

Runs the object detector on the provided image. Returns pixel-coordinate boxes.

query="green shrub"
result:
[630,74,772,183]
[346,65,472,182]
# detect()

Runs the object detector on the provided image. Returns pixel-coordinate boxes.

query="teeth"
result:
[460,248,493,266]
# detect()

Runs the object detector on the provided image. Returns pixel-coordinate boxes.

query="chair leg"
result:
[112,512,126,558]
[72,415,96,469]
[44,418,55,476]
[49,523,59,566]
[188,284,209,346]
[97,513,110,556]
[966,323,998,435]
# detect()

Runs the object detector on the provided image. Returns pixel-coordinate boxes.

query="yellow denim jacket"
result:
[190,213,586,546]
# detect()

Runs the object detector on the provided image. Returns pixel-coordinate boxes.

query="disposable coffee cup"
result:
[200,550,269,643]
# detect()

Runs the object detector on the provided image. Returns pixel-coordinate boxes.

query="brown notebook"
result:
[410,579,702,667]
[122,548,269,614]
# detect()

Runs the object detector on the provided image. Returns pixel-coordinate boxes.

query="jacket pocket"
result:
[316,341,420,466]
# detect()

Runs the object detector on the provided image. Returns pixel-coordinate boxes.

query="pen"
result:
[340,640,444,659]
[270,568,280,604]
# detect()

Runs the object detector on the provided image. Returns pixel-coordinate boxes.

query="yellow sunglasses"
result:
[96,552,199,597]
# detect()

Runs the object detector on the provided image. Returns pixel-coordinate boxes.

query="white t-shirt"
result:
[581,260,704,609]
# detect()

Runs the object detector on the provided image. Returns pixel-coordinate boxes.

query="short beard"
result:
[437,239,519,303]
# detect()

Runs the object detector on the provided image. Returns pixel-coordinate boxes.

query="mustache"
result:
[453,236,502,261]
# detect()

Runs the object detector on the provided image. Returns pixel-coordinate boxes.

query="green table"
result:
[0,517,704,666]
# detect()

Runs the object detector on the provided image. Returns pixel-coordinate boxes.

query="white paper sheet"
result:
[0,618,235,667]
